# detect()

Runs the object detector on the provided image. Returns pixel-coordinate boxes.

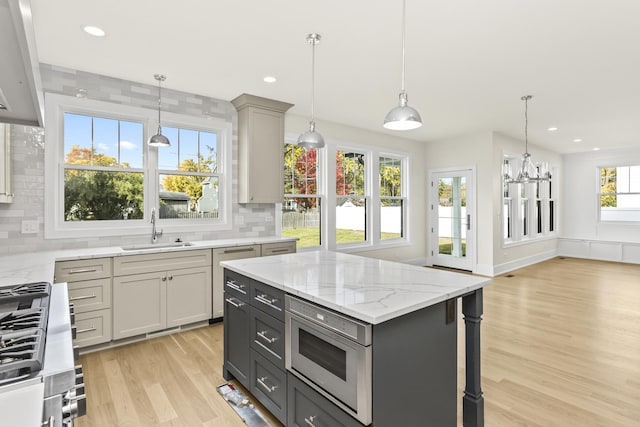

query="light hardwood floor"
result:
[76,257,640,427]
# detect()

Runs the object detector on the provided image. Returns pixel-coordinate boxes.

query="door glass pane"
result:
[438,177,466,257]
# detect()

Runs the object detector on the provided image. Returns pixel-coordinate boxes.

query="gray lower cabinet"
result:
[223,270,252,387]
[223,269,287,424]
[287,373,362,427]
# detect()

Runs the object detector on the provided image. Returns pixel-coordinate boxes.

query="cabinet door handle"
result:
[162,276,167,281]
[76,326,97,334]
[168,275,173,280]
[254,294,281,311]
[257,330,277,344]
[257,376,277,394]
[223,248,256,254]
[225,297,245,308]
[69,294,97,302]
[226,280,247,293]
[304,415,317,427]
[68,268,97,274]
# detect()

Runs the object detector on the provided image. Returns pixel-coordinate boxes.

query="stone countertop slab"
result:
[221,251,491,324]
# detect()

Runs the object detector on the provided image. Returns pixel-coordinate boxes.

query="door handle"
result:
[467,214,471,230]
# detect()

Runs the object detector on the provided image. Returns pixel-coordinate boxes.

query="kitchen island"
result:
[221,251,490,427]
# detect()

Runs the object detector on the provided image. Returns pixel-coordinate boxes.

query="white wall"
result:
[560,147,640,263]
[424,131,494,273]
[285,114,427,264]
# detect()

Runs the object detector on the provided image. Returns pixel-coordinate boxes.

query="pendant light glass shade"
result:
[384,0,422,131]
[507,95,550,184]
[298,33,325,149]
[148,74,171,147]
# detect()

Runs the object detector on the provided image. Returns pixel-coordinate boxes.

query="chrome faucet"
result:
[151,208,163,243]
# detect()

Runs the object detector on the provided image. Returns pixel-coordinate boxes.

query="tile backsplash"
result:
[0,64,276,255]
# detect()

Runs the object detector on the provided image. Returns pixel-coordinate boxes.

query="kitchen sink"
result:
[120,242,194,251]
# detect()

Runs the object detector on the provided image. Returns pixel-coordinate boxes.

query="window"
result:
[379,156,404,240]
[45,93,232,238]
[63,113,144,221]
[281,137,408,251]
[336,150,366,245]
[599,165,640,222]
[502,155,556,244]
[158,126,219,219]
[282,143,321,248]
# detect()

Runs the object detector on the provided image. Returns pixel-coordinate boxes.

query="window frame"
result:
[279,133,410,252]
[597,164,640,223]
[44,93,232,238]
[502,153,557,247]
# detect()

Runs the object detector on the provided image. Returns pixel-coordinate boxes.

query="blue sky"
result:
[63,113,217,171]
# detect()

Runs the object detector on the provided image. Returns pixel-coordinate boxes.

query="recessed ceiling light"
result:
[83,25,105,37]
[547,127,558,132]
[593,147,600,151]
[263,76,277,83]
[573,138,583,143]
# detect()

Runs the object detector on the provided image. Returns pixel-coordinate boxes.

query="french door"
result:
[429,169,475,271]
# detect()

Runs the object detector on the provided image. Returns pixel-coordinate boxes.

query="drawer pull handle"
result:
[255,294,281,311]
[68,268,98,274]
[226,280,247,293]
[226,297,245,308]
[76,326,97,334]
[69,294,97,302]
[304,415,317,427]
[257,377,277,394]
[270,248,290,253]
[257,330,277,344]
[223,248,256,254]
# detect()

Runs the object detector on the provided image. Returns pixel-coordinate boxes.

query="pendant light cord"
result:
[157,79,162,132]
[401,0,407,93]
[311,37,316,123]
[522,95,531,155]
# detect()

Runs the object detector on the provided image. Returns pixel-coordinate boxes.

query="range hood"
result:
[0,0,44,127]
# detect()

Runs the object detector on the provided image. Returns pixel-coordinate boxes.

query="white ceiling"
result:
[30,0,640,154]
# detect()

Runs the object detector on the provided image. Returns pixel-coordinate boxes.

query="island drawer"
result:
[73,309,112,347]
[55,257,112,283]
[287,373,363,427]
[250,349,287,425]
[67,278,111,313]
[251,280,285,321]
[224,270,251,302]
[250,306,285,368]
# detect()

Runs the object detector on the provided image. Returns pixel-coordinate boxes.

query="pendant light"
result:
[384,0,422,131]
[298,33,325,149]
[507,95,549,183]
[148,74,171,147]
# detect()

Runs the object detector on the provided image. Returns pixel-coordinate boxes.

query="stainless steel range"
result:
[0,282,85,426]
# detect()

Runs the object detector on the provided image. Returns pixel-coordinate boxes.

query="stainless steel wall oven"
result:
[285,295,372,425]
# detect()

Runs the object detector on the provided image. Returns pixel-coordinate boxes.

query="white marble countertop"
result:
[0,236,296,287]
[221,251,491,324]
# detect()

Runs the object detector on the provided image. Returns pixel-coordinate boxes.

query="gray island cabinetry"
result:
[221,251,490,427]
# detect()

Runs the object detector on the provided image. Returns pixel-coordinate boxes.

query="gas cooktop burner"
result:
[0,282,50,303]
[0,282,51,386]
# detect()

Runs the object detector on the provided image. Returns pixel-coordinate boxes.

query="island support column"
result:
[462,289,484,427]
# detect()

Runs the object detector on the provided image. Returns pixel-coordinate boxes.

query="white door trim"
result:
[427,166,477,272]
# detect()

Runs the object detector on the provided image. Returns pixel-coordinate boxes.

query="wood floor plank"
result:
[75,257,640,427]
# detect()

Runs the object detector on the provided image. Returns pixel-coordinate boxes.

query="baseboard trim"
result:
[557,238,640,264]
[493,249,558,276]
